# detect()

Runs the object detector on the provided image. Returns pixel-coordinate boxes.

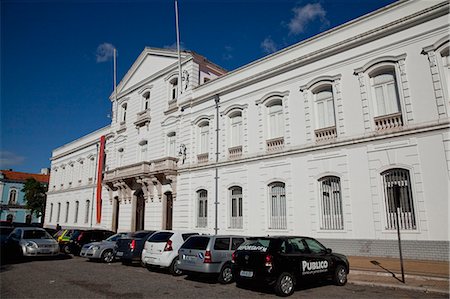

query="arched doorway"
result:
[112,196,120,232]
[164,192,173,230]
[134,189,145,231]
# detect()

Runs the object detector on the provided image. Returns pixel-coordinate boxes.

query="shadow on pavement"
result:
[370,260,404,283]
[0,253,72,271]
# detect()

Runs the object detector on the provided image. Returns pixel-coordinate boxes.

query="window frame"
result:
[196,189,208,228]
[313,84,336,129]
[268,181,287,230]
[318,176,344,230]
[8,188,18,205]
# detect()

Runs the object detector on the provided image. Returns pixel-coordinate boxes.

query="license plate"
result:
[183,255,196,261]
[240,270,254,278]
[41,250,50,254]
[116,251,123,257]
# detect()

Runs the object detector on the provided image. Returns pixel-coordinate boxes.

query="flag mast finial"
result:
[175,0,182,98]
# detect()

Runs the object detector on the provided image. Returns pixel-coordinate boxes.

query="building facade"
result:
[0,169,50,223]
[45,0,450,261]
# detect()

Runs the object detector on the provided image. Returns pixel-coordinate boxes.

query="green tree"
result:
[22,178,47,222]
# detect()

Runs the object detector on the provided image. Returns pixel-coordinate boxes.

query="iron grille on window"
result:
[197,190,208,228]
[382,168,416,230]
[230,186,243,229]
[269,182,286,229]
[318,176,344,230]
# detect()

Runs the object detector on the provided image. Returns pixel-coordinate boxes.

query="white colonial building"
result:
[45,0,449,261]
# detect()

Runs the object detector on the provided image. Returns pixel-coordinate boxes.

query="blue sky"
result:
[1,0,396,173]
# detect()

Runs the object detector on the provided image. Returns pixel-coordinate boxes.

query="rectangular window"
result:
[315,88,336,129]
[57,203,61,223]
[49,203,53,223]
[372,72,400,117]
[65,202,69,223]
[230,187,243,229]
[167,133,176,157]
[74,201,79,223]
[197,190,208,228]
[85,200,90,224]
[199,124,209,154]
[230,115,242,147]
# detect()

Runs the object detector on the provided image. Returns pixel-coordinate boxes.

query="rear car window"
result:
[214,238,230,250]
[23,230,52,239]
[181,236,210,250]
[182,233,198,241]
[132,231,150,239]
[231,238,245,250]
[237,238,271,252]
[148,232,174,242]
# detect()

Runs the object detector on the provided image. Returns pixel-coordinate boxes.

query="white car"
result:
[141,230,198,275]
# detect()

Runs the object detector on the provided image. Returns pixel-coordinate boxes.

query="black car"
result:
[115,230,155,265]
[67,229,115,255]
[232,236,349,297]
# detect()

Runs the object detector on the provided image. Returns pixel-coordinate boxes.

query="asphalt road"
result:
[0,255,446,298]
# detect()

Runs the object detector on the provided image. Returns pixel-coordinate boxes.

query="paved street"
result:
[0,255,446,299]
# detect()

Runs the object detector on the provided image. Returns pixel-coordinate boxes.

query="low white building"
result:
[45,0,449,261]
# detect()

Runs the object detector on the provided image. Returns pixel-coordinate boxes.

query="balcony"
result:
[374,112,403,131]
[315,126,337,142]
[197,153,209,164]
[134,110,151,128]
[266,137,284,152]
[228,145,243,159]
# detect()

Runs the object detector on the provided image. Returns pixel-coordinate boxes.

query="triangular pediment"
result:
[113,48,191,98]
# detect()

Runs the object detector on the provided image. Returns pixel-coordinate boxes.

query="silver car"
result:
[80,232,130,263]
[7,227,59,257]
[178,235,246,283]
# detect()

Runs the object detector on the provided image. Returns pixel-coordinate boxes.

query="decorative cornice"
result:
[353,54,407,74]
[300,74,342,92]
[421,36,449,54]
[221,103,249,116]
[255,91,290,106]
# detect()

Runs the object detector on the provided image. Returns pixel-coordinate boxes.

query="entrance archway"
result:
[134,189,145,231]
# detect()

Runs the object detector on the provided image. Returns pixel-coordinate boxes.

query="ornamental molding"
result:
[300,74,342,92]
[221,103,249,116]
[353,54,407,74]
[255,90,290,106]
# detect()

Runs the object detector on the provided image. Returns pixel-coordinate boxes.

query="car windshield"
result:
[237,238,271,252]
[23,230,52,239]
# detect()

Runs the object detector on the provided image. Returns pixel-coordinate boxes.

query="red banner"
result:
[96,135,106,223]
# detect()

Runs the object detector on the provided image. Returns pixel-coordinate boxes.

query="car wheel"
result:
[274,272,295,297]
[169,256,183,276]
[101,249,114,263]
[62,245,71,254]
[333,264,348,286]
[218,263,234,284]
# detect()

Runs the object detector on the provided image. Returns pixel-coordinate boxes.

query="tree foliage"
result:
[22,178,47,219]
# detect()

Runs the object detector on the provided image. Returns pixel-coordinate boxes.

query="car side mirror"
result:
[326,248,332,254]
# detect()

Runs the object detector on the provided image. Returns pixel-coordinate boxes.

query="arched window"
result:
[266,99,284,139]
[268,182,286,229]
[57,202,61,223]
[381,168,416,230]
[74,201,79,223]
[142,91,150,111]
[169,77,178,101]
[8,189,17,204]
[370,67,401,117]
[318,176,343,230]
[49,203,54,223]
[65,202,70,223]
[25,214,32,224]
[314,85,336,129]
[167,132,176,157]
[198,121,209,154]
[229,111,243,148]
[85,200,90,224]
[121,103,127,123]
[197,189,208,228]
[6,214,13,222]
[229,186,243,229]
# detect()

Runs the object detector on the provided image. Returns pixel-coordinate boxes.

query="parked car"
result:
[55,229,84,253]
[43,227,58,237]
[0,225,14,261]
[115,230,156,264]
[80,232,131,263]
[178,235,247,283]
[141,230,198,275]
[66,229,115,255]
[6,227,59,258]
[232,236,349,297]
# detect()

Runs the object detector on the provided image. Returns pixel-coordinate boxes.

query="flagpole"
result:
[113,48,118,120]
[175,0,182,98]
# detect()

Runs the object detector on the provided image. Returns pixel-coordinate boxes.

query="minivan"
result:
[178,235,246,283]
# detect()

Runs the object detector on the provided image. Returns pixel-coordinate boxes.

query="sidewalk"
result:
[347,256,449,295]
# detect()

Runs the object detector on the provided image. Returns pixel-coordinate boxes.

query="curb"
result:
[350,270,450,281]
[349,280,450,295]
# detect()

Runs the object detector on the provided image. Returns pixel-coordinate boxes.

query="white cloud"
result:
[288,3,328,35]
[96,42,115,63]
[0,151,25,168]
[163,42,186,51]
[222,46,233,60]
[261,37,278,54]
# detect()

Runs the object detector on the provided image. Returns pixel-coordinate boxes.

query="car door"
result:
[277,238,304,277]
[301,238,334,280]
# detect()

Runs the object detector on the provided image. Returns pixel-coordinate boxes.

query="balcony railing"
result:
[374,112,403,131]
[266,137,284,152]
[315,126,337,142]
[197,217,207,228]
[197,153,209,164]
[134,110,151,127]
[228,145,243,159]
[230,216,243,229]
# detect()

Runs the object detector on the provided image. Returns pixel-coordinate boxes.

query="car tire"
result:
[62,245,71,254]
[274,272,295,297]
[101,249,114,263]
[218,263,234,284]
[333,264,348,286]
[169,256,183,276]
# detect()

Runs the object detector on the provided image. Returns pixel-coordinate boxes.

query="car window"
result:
[106,233,123,242]
[303,238,326,254]
[181,236,210,250]
[147,232,174,242]
[237,238,271,252]
[214,238,230,250]
[16,229,23,238]
[284,238,306,254]
[182,233,198,241]
[132,231,149,239]
[23,230,52,239]
[231,238,245,250]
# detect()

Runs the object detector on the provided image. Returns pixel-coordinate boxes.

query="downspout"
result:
[214,95,220,235]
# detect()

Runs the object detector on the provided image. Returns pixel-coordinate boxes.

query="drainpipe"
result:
[214,95,220,235]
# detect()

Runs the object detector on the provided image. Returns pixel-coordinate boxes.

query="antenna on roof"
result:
[175,0,183,97]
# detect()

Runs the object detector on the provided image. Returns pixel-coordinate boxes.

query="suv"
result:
[178,235,246,284]
[141,230,198,275]
[67,229,114,255]
[114,230,155,265]
[232,236,349,297]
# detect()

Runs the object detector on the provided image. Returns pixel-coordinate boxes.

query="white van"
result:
[141,230,198,275]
